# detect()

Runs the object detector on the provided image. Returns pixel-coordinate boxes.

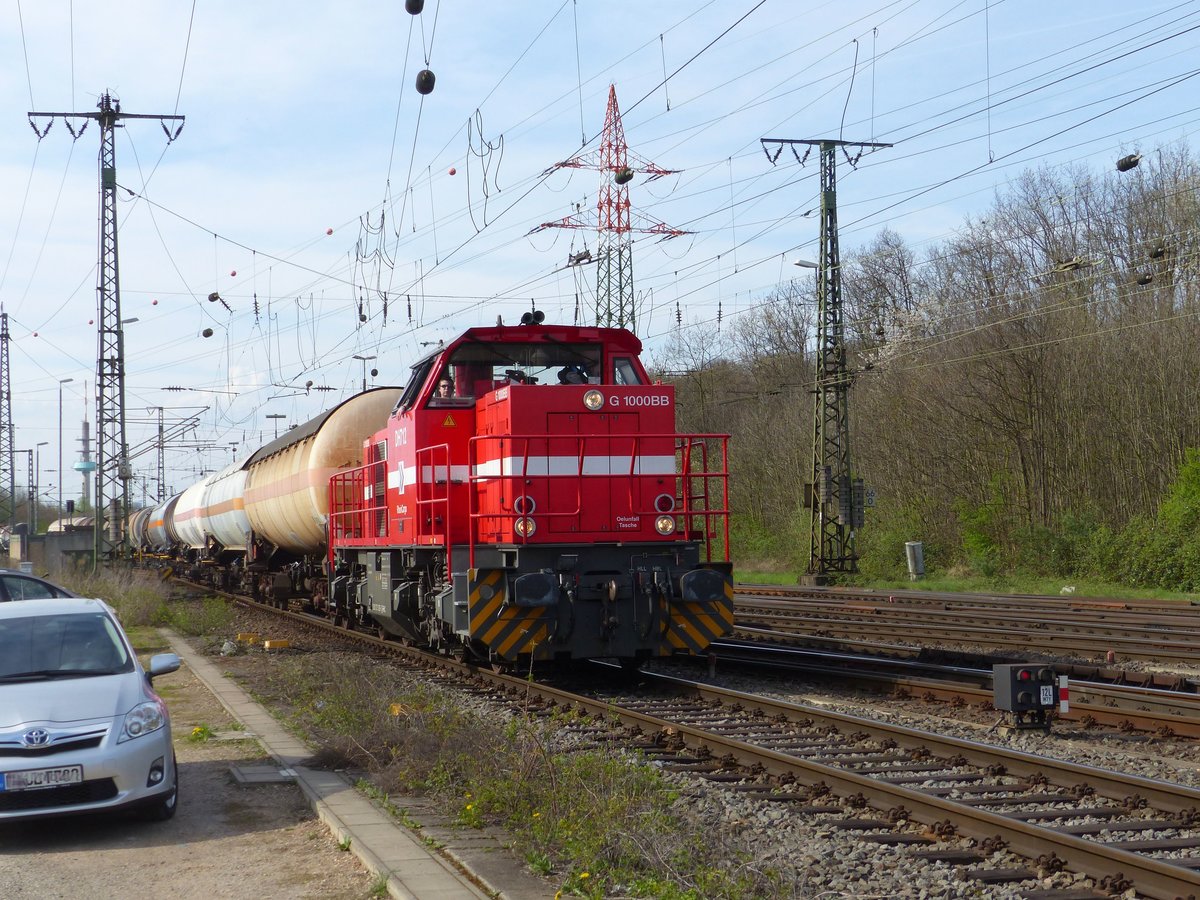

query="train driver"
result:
[557,364,588,385]
[436,376,454,398]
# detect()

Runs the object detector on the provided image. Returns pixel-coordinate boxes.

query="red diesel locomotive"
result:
[326,316,734,666]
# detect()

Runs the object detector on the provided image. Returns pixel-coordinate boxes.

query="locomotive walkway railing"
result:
[328,432,731,573]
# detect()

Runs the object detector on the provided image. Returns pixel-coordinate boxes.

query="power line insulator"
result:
[202,328,214,338]
[614,166,634,185]
[405,0,424,13]
[1149,242,1166,259]
[1116,153,1141,173]
[1136,272,1153,286]
[416,69,436,95]
[208,292,221,303]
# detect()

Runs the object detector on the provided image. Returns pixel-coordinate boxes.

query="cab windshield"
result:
[438,341,603,398]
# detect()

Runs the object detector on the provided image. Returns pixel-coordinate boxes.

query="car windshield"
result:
[0,612,133,680]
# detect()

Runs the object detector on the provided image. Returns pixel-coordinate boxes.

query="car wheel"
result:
[140,753,179,822]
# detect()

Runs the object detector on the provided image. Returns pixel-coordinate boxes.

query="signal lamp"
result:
[583,389,604,411]
[514,517,537,538]
[514,495,536,515]
[654,493,675,513]
[655,515,676,535]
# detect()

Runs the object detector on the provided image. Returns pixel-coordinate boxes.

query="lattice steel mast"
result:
[761,137,890,579]
[0,311,13,530]
[532,85,685,334]
[29,93,184,562]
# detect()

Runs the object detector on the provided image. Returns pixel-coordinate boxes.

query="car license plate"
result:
[0,765,84,791]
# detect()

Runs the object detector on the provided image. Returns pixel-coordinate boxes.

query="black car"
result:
[0,570,78,602]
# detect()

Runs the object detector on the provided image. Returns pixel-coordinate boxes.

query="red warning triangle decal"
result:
[442,414,456,427]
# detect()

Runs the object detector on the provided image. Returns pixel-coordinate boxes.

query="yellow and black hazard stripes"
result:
[660,577,734,655]
[467,568,553,660]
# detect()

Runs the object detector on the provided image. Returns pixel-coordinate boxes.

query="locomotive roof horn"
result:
[520,309,546,326]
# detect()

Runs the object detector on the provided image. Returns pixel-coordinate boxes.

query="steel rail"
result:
[735,609,1200,662]
[709,638,1200,735]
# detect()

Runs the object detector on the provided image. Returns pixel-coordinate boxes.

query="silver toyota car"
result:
[0,597,180,822]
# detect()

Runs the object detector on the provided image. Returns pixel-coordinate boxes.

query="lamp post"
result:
[33,442,47,533]
[352,354,377,393]
[265,413,286,439]
[15,449,32,533]
[793,259,819,288]
[58,377,74,523]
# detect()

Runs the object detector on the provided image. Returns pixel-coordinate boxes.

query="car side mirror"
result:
[147,652,181,681]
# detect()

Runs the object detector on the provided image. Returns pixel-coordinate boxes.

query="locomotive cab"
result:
[329,321,733,667]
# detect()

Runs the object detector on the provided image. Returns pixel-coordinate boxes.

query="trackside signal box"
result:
[993,663,1058,731]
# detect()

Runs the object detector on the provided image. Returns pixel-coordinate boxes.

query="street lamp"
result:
[33,441,47,533]
[265,413,286,440]
[352,354,377,393]
[15,449,32,533]
[58,377,74,523]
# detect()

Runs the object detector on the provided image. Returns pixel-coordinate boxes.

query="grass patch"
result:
[57,567,174,626]
[161,596,235,636]
[124,625,171,654]
[254,653,780,898]
[736,564,1200,603]
[54,568,236,635]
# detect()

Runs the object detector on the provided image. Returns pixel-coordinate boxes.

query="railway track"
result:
[707,638,1200,739]
[733,589,1200,664]
[575,669,1200,900]
[181,579,1200,898]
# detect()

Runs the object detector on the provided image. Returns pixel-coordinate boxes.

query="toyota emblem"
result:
[21,728,50,747]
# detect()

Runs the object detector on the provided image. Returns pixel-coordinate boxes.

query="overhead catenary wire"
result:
[8,3,1200,486]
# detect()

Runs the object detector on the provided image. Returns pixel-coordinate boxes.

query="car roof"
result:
[0,596,114,619]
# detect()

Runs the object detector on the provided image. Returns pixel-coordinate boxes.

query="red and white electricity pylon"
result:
[532,85,686,334]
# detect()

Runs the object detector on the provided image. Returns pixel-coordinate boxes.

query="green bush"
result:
[953,478,1011,577]
[853,498,934,581]
[729,513,805,571]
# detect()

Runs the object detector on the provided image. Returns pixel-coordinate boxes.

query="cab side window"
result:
[613,358,644,385]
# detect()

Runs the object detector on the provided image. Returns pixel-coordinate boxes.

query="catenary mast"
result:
[28,93,184,563]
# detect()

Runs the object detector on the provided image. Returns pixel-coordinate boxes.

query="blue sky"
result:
[2,0,1198,505]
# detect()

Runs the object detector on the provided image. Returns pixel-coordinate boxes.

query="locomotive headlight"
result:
[514,516,537,538]
[654,515,677,535]
[582,389,604,411]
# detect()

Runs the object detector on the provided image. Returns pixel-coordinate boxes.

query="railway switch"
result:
[993,663,1058,731]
